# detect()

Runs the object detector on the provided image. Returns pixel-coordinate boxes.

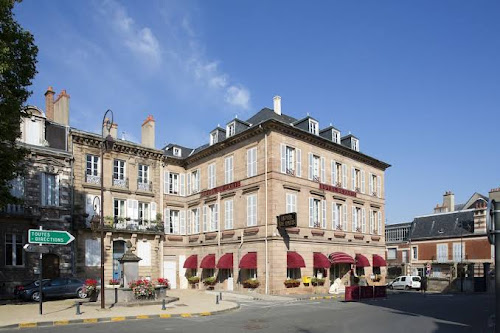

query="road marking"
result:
[200,312,211,316]
[136,315,149,319]
[19,323,37,328]
[160,314,172,319]
[111,317,126,322]
[180,313,192,318]
[83,318,98,323]
[54,320,69,325]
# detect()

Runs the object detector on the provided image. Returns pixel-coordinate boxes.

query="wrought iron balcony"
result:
[85,174,101,185]
[90,216,164,233]
[112,177,129,189]
[137,181,152,192]
[0,204,24,215]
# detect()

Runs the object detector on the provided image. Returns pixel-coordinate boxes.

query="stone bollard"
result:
[216,295,219,305]
[219,292,222,301]
[76,301,82,315]
[162,298,166,310]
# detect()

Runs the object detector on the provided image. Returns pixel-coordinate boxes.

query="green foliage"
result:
[187,276,200,284]
[0,0,38,207]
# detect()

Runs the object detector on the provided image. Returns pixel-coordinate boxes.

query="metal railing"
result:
[137,181,152,192]
[85,174,101,185]
[112,177,128,189]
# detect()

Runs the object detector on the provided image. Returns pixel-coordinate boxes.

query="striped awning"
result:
[329,252,355,264]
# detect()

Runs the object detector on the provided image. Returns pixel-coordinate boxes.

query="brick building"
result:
[385,222,412,277]
[160,96,390,294]
[0,89,73,293]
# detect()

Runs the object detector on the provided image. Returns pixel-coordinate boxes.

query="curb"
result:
[0,303,240,330]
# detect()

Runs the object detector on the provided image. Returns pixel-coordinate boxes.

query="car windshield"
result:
[412,277,421,281]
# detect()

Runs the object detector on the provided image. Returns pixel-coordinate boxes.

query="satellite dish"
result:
[487,199,495,245]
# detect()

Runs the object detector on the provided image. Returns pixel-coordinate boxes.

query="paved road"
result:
[3,292,494,333]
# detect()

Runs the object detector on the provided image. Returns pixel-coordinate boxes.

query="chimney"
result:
[273,96,281,115]
[102,119,118,139]
[53,89,70,126]
[141,115,155,148]
[443,191,455,212]
[44,86,55,120]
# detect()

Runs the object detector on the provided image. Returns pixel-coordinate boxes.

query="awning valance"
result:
[216,253,233,269]
[200,254,216,269]
[239,252,257,269]
[287,252,306,268]
[183,255,197,269]
[355,254,370,267]
[313,252,331,268]
[372,254,387,267]
[329,252,355,264]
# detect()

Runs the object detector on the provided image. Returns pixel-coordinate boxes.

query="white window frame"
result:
[437,244,448,263]
[247,147,257,178]
[453,243,464,262]
[191,169,200,193]
[286,193,297,213]
[308,119,319,135]
[309,197,322,228]
[138,202,150,223]
[113,198,126,218]
[225,200,233,229]
[113,159,126,180]
[332,130,340,143]
[41,173,59,207]
[5,233,25,266]
[226,122,236,138]
[387,248,397,260]
[332,202,343,230]
[168,210,180,234]
[173,147,182,157]
[209,203,218,231]
[138,164,149,184]
[208,163,216,189]
[210,131,218,145]
[169,172,180,195]
[192,208,200,234]
[224,155,234,184]
[352,138,359,151]
[86,154,100,176]
[285,146,295,175]
[412,246,418,260]
[247,194,257,226]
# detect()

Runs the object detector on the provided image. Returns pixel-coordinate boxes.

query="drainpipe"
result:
[159,158,164,280]
[69,128,76,276]
[264,129,269,295]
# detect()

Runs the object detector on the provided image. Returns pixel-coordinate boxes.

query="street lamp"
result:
[100,109,114,309]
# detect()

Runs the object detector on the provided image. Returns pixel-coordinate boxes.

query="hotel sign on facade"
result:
[200,181,241,197]
[319,183,357,198]
[277,213,297,228]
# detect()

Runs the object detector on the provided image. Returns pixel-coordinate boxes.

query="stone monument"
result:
[118,241,141,287]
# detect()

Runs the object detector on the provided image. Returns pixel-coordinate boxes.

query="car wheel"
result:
[389,285,393,290]
[31,291,41,302]
[405,285,410,290]
[77,288,87,299]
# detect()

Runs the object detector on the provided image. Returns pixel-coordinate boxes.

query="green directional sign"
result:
[28,229,75,245]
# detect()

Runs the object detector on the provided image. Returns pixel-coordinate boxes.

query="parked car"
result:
[14,279,50,297]
[19,278,87,302]
[388,275,421,290]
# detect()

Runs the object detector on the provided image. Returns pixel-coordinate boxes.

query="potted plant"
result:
[242,279,260,288]
[188,276,200,286]
[108,278,120,288]
[157,278,169,288]
[203,276,217,289]
[83,279,98,302]
[284,278,300,288]
[129,279,156,299]
[311,277,325,286]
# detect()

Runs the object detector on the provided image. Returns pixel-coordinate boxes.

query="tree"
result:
[0,0,38,207]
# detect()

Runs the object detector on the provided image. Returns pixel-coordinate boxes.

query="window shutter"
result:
[54,175,60,206]
[369,172,373,194]
[214,203,219,231]
[247,148,251,177]
[150,202,157,221]
[280,144,286,173]
[40,173,46,205]
[180,173,185,196]
[351,167,356,190]
[361,170,365,193]
[369,210,374,234]
[86,194,95,225]
[320,157,326,183]
[342,164,347,189]
[246,196,251,226]
[252,147,257,176]
[180,210,186,235]
[308,153,313,180]
[296,149,302,177]
[207,165,211,189]
[331,160,336,185]
[203,205,207,232]
[164,208,170,233]
[187,209,191,234]
[377,175,381,197]
[164,171,170,195]
[362,208,366,233]
[252,196,257,226]
[133,200,139,220]
[309,197,314,227]
[343,204,347,231]
[213,164,216,188]
[187,172,191,195]
[197,169,201,191]
[322,199,326,229]
[352,206,356,231]
[127,199,134,219]
[286,193,291,213]
[377,211,382,235]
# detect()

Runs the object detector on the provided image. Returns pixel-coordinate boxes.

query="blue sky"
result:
[15,0,500,224]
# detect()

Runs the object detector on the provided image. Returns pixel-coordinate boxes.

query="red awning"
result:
[329,252,355,264]
[355,254,370,267]
[239,252,257,269]
[373,254,387,267]
[313,252,331,268]
[287,252,306,268]
[183,255,197,269]
[216,253,233,269]
[200,254,216,269]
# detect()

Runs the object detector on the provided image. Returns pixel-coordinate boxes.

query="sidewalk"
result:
[206,290,345,302]
[0,290,238,329]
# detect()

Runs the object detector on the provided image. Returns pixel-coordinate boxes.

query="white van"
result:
[388,275,421,290]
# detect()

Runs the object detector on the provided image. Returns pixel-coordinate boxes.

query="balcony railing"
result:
[113,177,129,189]
[137,181,152,192]
[312,176,320,183]
[85,174,101,185]
[91,216,164,233]
[1,204,25,215]
[286,168,295,176]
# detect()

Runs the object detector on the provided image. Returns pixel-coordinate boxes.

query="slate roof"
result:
[386,222,413,229]
[246,107,297,125]
[163,143,194,159]
[410,210,475,240]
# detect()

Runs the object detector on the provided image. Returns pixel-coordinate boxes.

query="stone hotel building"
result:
[161,96,390,294]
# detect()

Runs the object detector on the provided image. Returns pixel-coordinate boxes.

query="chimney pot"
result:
[273,96,281,115]
[44,86,55,120]
[53,88,70,125]
[141,115,155,148]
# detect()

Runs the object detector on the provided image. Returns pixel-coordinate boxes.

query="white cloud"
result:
[225,85,250,110]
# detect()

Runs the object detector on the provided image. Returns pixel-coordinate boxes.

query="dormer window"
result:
[351,138,359,151]
[210,131,218,145]
[173,147,182,157]
[332,130,340,143]
[226,122,235,138]
[308,119,319,135]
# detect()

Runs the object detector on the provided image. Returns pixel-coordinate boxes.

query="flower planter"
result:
[334,231,346,238]
[354,234,364,240]
[89,291,98,302]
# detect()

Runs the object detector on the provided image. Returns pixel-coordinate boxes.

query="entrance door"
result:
[163,260,176,289]
[42,254,60,279]
[113,241,126,281]
[219,269,233,291]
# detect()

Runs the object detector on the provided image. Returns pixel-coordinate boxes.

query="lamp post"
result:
[100,110,114,309]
